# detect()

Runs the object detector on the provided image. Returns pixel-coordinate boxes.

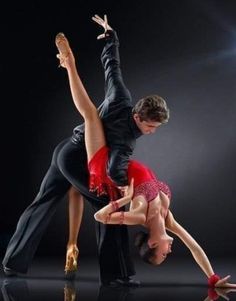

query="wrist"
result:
[110,201,119,212]
[208,274,220,287]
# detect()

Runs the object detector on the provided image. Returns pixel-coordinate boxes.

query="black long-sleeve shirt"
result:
[71,30,142,186]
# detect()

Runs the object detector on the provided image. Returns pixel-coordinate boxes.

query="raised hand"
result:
[91,14,113,39]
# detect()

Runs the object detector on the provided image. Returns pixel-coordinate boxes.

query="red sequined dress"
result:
[88,146,171,202]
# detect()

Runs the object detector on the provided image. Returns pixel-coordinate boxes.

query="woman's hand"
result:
[215,275,236,288]
[117,178,134,198]
[91,14,113,39]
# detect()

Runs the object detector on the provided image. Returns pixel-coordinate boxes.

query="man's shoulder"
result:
[102,105,133,120]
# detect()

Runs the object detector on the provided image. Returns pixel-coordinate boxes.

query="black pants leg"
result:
[95,222,135,282]
[2,163,71,273]
[3,138,135,280]
[2,139,71,273]
[57,139,135,281]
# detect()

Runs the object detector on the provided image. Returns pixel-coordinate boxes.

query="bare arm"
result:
[94,194,131,221]
[95,206,146,225]
[166,210,214,278]
[94,179,146,225]
[166,211,236,288]
[94,195,146,225]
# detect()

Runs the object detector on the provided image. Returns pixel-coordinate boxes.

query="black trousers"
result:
[2,138,135,281]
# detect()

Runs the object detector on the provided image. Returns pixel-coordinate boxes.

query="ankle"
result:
[67,243,78,250]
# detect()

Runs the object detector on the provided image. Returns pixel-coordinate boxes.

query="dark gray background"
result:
[1,0,236,258]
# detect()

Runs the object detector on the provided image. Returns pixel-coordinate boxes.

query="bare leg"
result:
[65,186,84,276]
[55,35,106,276]
[68,186,84,246]
[55,33,106,162]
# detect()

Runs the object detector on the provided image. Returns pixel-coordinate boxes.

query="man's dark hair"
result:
[132,95,169,124]
[134,231,156,265]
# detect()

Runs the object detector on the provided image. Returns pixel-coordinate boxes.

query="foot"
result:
[55,33,74,68]
[3,266,18,277]
[64,245,79,279]
[101,276,141,287]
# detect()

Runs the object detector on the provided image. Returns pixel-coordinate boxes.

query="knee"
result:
[68,186,82,199]
[94,212,106,224]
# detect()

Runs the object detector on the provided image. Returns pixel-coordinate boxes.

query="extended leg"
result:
[2,164,71,273]
[2,139,72,274]
[55,34,105,162]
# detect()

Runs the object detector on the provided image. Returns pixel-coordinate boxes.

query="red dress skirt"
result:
[88,146,171,202]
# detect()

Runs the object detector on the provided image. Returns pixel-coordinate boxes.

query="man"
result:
[2,15,169,286]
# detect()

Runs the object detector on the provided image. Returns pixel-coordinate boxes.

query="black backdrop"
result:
[1,0,236,258]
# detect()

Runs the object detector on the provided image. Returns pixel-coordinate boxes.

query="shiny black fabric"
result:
[2,30,139,282]
[72,30,142,186]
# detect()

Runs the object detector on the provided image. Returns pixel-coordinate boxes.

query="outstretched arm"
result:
[92,15,135,187]
[92,14,132,107]
[166,211,236,287]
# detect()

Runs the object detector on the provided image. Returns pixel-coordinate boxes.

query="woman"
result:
[56,15,235,288]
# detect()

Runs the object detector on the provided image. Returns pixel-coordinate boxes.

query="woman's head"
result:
[135,231,173,265]
[134,231,156,264]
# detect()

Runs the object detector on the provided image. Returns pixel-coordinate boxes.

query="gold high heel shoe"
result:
[65,245,79,277]
[55,32,72,68]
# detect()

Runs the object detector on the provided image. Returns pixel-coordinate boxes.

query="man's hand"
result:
[118,178,134,199]
[91,14,113,39]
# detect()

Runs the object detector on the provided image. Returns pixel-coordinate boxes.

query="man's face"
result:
[133,114,162,135]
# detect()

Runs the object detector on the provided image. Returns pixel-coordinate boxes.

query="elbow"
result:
[94,212,106,224]
[139,214,147,225]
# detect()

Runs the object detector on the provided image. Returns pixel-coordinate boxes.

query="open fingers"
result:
[92,16,103,26]
[97,33,106,40]
[92,14,111,37]
[95,14,104,22]
[221,275,231,283]
[93,14,105,25]
[216,275,236,288]
[104,14,108,31]
[226,283,236,288]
